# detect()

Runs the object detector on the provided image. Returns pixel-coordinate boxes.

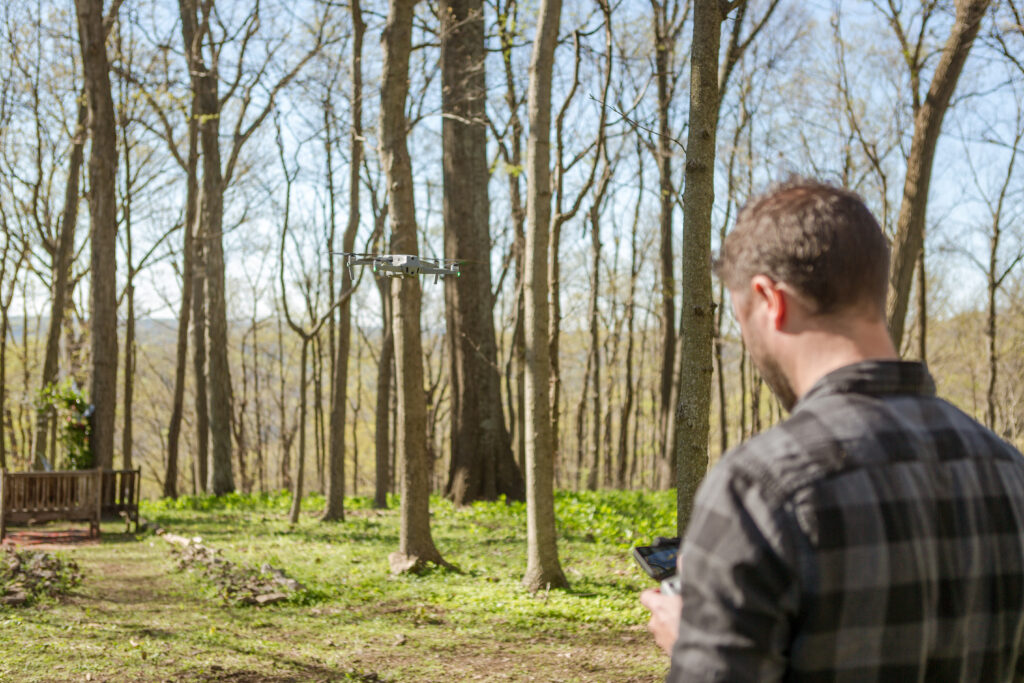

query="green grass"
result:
[0,490,675,682]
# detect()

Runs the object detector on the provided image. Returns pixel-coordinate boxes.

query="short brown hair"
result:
[714,179,890,315]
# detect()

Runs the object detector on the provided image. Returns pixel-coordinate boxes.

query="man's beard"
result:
[751,347,798,412]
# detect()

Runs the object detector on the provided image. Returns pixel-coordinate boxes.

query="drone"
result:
[338,253,461,284]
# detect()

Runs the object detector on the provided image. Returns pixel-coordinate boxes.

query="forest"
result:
[1,0,1023,591]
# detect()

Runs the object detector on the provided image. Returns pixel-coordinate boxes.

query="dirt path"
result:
[1,532,666,682]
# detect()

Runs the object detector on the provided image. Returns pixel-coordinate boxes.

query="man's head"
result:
[715,179,895,410]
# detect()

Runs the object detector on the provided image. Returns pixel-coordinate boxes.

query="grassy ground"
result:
[0,490,676,682]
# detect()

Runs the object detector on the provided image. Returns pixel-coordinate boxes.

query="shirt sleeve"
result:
[668,460,801,683]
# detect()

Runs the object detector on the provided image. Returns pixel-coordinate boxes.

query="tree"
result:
[672,0,780,530]
[178,0,328,494]
[492,0,528,477]
[885,0,992,348]
[522,0,568,591]
[323,0,365,521]
[323,0,368,524]
[649,0,689,484]
[75,0,121,472]
[381,0,448,572]
[440,0,524,504]
[163,74,200,499]
[276,120,333,526]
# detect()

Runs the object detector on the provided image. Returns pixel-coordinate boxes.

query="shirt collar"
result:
[793,360,936,411]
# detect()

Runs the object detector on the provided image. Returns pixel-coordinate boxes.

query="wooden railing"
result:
[101,469,141,531]
[0,468,141,540]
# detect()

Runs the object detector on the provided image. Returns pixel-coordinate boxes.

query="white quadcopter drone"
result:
[339,253,461,284]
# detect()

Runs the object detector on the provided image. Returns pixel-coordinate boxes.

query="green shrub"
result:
[36,381,93,470]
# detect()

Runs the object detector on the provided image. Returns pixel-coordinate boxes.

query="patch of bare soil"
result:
[2,527,100,549]
[348,626,663,682]
[167,665,383,682]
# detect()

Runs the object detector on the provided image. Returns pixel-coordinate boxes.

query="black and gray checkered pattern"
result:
[668,361,1024,682]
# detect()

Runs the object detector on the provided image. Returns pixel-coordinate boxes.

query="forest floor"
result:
[0,490,675,682]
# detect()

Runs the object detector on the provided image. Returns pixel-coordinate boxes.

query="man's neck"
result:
[786,320,899,401]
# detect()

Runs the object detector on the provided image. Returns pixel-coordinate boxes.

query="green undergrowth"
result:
[0,489,675,682]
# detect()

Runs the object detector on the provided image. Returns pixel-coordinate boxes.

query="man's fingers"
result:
[640,586,683,655]
[639,586,662,611]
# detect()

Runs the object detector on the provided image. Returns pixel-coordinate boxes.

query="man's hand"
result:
[640,587,683,655]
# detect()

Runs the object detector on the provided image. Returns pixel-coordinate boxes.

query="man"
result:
[641,179,1024,681]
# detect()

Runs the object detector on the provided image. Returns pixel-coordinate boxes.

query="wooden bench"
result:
[0,469,141,540]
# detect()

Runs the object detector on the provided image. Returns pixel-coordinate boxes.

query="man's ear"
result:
[750,275,786,330]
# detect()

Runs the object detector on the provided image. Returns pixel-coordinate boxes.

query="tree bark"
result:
[886,0,991,347]
[324,0,364,520]
[495,0,528,481]
[200,82,235,495]
[440,0,523,505]
[178,0,233,494]
[75,0,119,472]
[653,1,678,477]
[374,276,393,509]
[289,338,310,525]
[193,219,209,492]
[616,148,644,490]
[179,0,210,493]
[523,0,568,591]
[381,0,446,571]
[674,0,723,532]
[165,94,199,499]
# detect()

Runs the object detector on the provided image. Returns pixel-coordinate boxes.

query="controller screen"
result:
[643,546,677,571]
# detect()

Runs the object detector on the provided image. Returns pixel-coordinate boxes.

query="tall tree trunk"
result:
[674,0,723,532]
[75,0,119,472]
[122,275,135,469]
[234,329,251,494]
[522,0,568,591]
[201,107,235,494]
[886,0,990,347]
[314,337,326,491]
[180,0,210,493]
[496,0,528,481]
[193,223,209,491]
[277,313,291,490]
[573,345,593,488]
[253,310,265,493]
[33,99,86,471]
[181,0,234,494]
[381,0,446,571]
[120,86,135,471]
[374,277,393,509]
[325,1,364,518]
[0,232,21,471]
[616,152,643,490]
[351,338,362,496]
[653,5,677,477]
[585,214,601,493]
[289,339,310,525]
[164,96,199,499]
[441,0,523,505]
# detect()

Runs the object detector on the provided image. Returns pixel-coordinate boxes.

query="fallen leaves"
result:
[1,546,82,606]
[163,534,306,606]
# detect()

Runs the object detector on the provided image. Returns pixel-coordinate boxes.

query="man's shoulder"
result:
[714,390,1024,506]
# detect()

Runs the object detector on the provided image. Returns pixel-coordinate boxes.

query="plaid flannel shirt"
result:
[669,360,1024,682]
